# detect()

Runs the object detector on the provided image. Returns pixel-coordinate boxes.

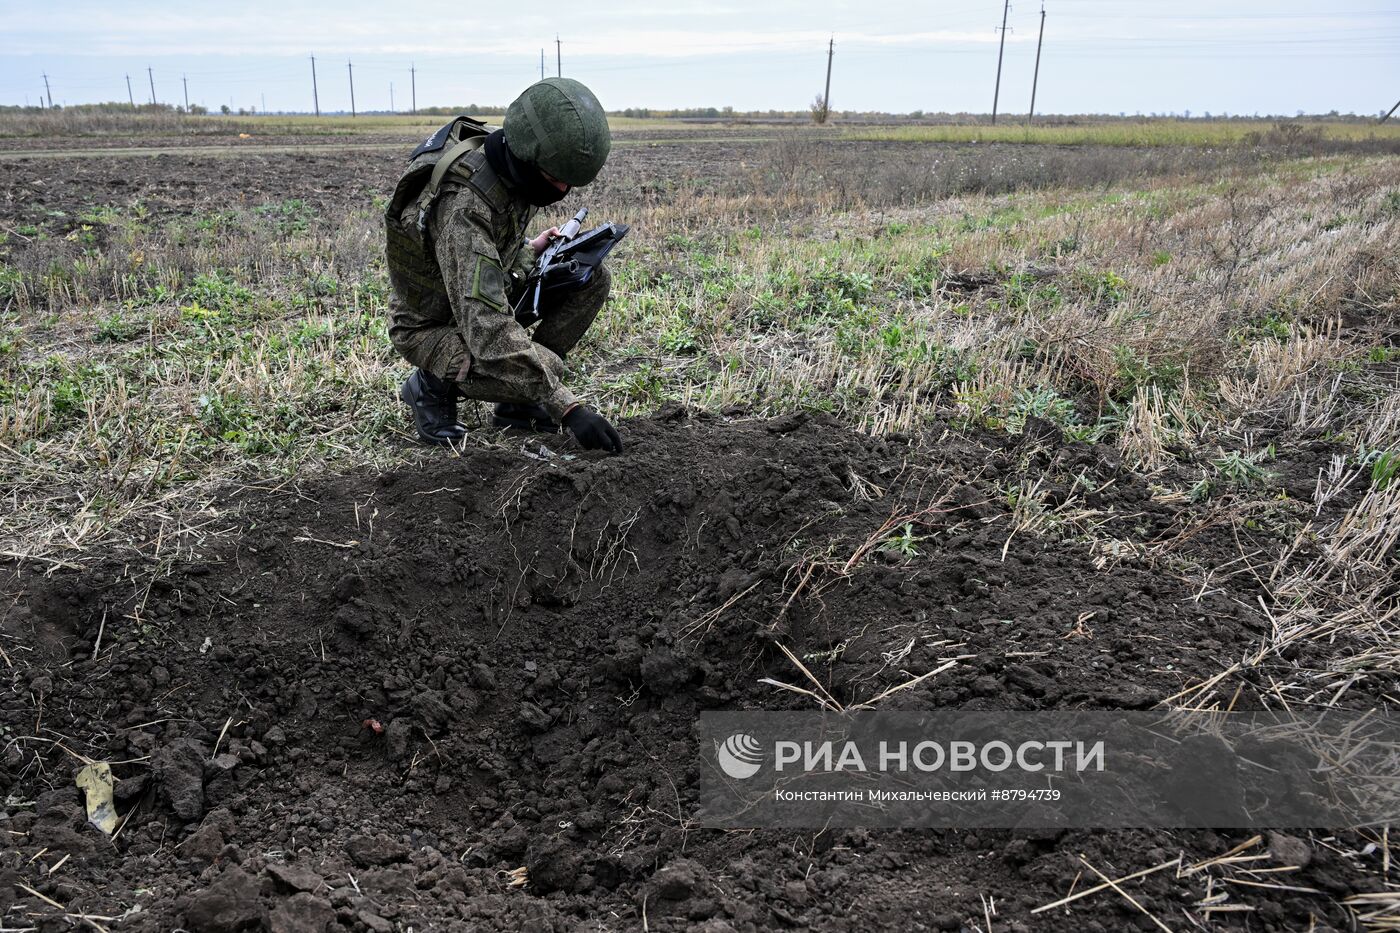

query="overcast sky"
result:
[3,0,1397,116]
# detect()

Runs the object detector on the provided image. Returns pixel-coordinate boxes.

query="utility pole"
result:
[261,92,266,114]
[310,56,320,116]
[410,63,416,114]
[390,82,395,113]
[348,60,356,117]
[147,66,157,105]
[183,75,190,112]
[556,36,561,77]
[1382,98,1400,124]
[821,36,834,122]
[992,0,1010,124]
[126,74,135,109]
[1028,4,1046,123]
[540,48,545,80]
[42,72,52,109]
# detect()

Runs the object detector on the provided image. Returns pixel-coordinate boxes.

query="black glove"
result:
[563,405,623,453]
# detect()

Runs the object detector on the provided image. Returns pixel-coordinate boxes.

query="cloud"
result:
[3,3,1017,59]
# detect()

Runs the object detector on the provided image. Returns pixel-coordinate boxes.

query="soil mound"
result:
[1,412,1377,930]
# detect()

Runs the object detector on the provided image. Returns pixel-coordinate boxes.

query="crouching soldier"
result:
[384,78,622,453]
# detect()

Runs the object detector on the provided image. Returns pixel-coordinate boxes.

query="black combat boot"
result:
[492,402,560,433]
[399,369,468,445]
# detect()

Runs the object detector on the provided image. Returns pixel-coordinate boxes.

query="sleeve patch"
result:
[471,253,508,312]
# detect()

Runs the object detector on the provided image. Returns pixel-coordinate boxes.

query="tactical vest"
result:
[384,116,531,308]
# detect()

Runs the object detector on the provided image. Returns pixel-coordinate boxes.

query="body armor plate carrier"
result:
[384,115,501,306]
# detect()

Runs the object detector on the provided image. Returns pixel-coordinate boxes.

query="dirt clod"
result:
[153,737,208,821]
[345,834,410,868]
[180,866,266,933]
[1268,831,1313,868]
[651,857,708,900]
[266,863,326,895]
[356,910,394,933]
[268,892,335,933]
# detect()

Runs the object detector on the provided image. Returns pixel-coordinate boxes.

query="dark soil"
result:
[0,135,1295,247]
[0,139,752,232]
[0,134,415,152]
[1,411,1387,931]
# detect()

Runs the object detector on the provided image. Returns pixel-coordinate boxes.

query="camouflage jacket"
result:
[397,145,578,417]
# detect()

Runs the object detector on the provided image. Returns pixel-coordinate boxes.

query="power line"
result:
[310,56,320,117]
[12,38,1396,114]
[1029,4,1046,123]
[820,36,834,123]
[991,0,1010,124]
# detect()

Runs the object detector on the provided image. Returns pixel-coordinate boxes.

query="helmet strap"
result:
[485,130,569,208]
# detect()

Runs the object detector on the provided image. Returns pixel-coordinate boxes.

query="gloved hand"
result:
[563,405,623,453]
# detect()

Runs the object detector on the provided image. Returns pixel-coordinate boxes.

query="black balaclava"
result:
[484,130,569,207]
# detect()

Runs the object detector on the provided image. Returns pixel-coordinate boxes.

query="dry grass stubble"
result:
[0,141,1397,710]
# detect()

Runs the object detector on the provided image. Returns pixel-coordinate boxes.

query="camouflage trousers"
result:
[391,265,610,405]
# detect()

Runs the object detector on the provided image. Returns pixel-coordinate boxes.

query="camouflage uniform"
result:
[387,145,609,421]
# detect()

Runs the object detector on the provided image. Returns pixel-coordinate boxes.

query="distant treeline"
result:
[1,101,1387,123]
[413,106,503,117]
[2,101,211,115]
[424,105,1392,122]
[644,107,1389,123]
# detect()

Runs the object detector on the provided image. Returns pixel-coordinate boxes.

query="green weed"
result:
[1006,386,1080,435]
[254,198,317,235]
[183,272,253,311]
[0,267,21,302]
[1241,312,1293,342]
[1111,345,1184,400]
[95,312,144,342]
[1370,449,1399,489]
[1078,270,1129,304]
[659,323,700,354]
[1193,448,1278,500]
[1003,272,1062,312]
[880,522,925,558]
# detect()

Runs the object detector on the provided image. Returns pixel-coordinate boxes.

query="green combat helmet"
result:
[504,78,612,187]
